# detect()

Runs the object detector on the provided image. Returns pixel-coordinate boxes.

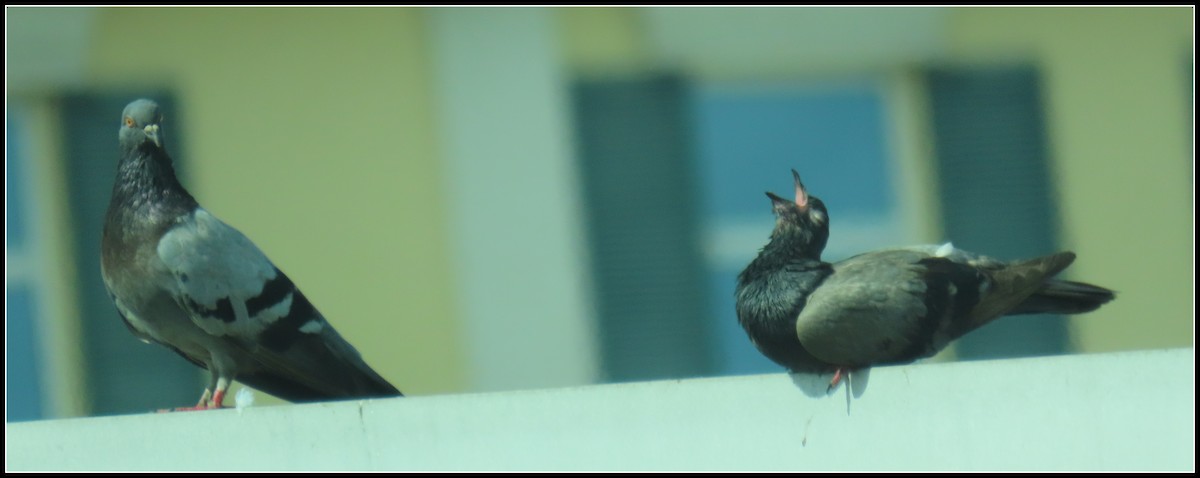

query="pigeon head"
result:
[119,99,165,152]
[764,169,829,256]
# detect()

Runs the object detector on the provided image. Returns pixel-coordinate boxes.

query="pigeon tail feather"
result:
[961,252,1077,332]
[1010,279,1116,315]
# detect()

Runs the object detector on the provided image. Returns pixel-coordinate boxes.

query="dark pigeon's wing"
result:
[795,247,1080,368]
[794,249,952,367]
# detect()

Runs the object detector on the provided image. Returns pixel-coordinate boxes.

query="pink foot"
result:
[209,389,227,409]
[153,389,228,413]
[827,368,847,393]
[161,405,214,413]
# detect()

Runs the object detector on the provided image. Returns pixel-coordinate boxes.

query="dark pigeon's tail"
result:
[1010,279,1116,315]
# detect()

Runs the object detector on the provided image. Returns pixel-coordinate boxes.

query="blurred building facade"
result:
[5,7,1192,420]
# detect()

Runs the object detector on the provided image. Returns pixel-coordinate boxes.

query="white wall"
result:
[642,7,948,79]
[5,7,94,92]
[428,8,600,391]
[6,348,1193,471]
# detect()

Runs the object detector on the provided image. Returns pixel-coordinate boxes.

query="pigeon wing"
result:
[156,208,400,400]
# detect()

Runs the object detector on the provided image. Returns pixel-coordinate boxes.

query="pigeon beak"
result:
[766,191,791,214]
[791,169,809,211]
[144,124,162,148]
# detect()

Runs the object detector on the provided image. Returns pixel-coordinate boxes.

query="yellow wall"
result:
[949,7,1193,352]
[557,7,649,75]
[86,7,465,396]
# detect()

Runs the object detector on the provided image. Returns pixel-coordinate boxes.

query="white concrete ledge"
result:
[5,348,1194,471]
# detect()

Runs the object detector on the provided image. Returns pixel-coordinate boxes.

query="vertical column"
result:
[428,8,599,390]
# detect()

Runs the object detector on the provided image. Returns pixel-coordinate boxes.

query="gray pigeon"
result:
[101,99,402,410]
[735,169,1115,389]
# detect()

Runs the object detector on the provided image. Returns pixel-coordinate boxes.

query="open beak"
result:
[790,169,809,211]
[765,191,790,212]
[766,169,812,213]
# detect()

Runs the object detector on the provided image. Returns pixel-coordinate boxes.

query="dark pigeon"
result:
[101,99,402,410]
[735,169,1115,389]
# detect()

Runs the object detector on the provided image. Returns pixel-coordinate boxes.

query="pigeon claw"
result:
[210,389,227,409]
[162,405,214,413]
[153,388,228,412]
[826,368,847,393]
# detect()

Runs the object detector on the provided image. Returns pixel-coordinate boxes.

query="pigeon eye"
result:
[124,117,136,128]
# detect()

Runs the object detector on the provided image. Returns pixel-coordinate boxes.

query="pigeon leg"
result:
[161,371,222,412]
[826,368,847,393]
[208,377,232,409]
[164,387,228,412]
[204,356,238,409]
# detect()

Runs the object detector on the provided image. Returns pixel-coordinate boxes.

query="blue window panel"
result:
[706,271,780,374]
[693,82,898,376]
[6,284,45,422]
[694,83,893,220]
[6,107,45,422]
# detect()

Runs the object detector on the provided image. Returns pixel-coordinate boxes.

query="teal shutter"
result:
[927,66,1068,359]
[63,93,201,414]
[571,75,715,381]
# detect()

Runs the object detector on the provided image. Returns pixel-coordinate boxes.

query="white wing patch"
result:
[157,208,295,338]
[934,242,955,258]
[299,320,324,334]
